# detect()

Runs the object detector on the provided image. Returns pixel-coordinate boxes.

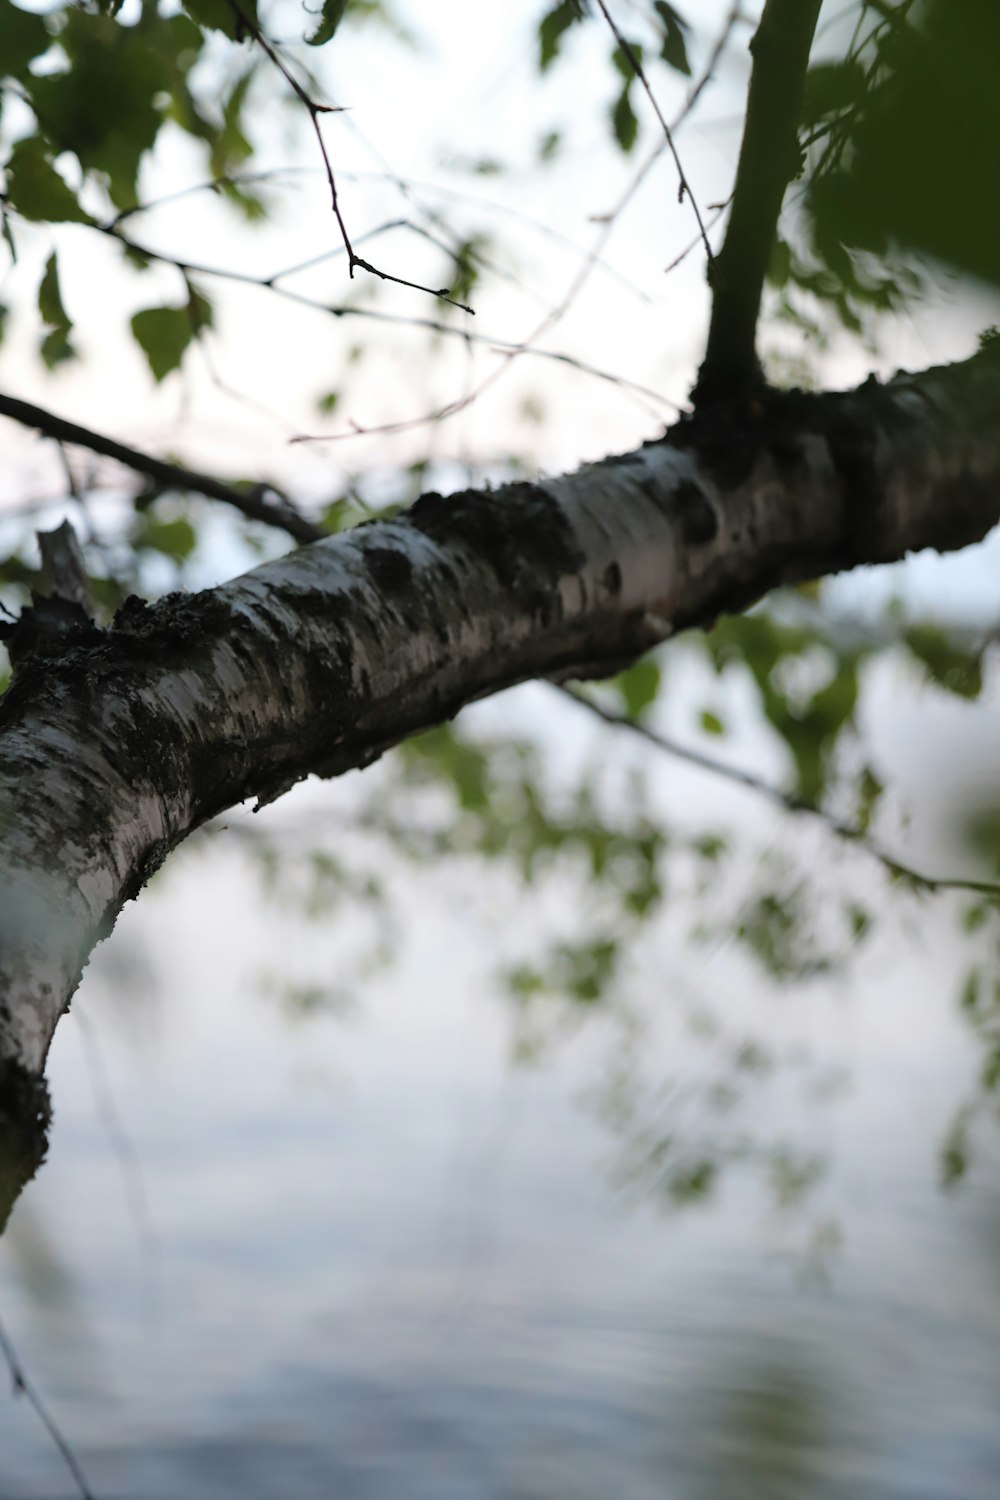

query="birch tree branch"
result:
[2,345,1000,1220]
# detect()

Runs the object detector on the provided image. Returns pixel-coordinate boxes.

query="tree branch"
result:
[0,392,324,544]
[694,0,823,403]
[556,686,1000,900]
[0,1313,95,1499]
[2,345,1000,1217]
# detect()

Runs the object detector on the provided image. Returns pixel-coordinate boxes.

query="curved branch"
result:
[556,687,1000,900]
[2,345,1000,1216]
[0,392,323,544]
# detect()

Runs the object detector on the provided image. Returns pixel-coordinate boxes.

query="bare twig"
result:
[593,0,714,268]
[103,165,653,302]
[298,5,740,443]
[94,222,674,413]
[556,684,1000,901]
[0,1312,97,1500]
[0,392,323,544]
[664,195,732,275]
[74,1011,160,1289]
[592,3,742,230]
[224,0,473,313]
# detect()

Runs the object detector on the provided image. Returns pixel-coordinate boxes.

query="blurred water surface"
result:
[1,824,999,1500]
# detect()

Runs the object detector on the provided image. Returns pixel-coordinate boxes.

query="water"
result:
[1,828,999,1499]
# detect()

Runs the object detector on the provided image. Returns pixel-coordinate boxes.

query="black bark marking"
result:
[408,482,585,594]
[363,544,415,594]
[673,481,719,546]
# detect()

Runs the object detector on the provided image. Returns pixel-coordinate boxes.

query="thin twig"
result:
[299,6,739,444]
[591,3,742,231]
[0,1312,97,1500]
[269,217,548,307]
[556,684,1000,901]
[102,164,654,302]
[593,0,714,267]
[94,222,675,413]
[664,195,732,274]
[224,0,473,313]
[74,1011,160,1303]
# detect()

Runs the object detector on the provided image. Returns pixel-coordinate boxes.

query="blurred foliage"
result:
[772,0,1000,342]
[805,0,1000,294]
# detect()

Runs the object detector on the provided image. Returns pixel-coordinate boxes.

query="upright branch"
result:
[693,0,823,404]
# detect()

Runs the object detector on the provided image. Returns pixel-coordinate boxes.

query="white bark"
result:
[3,348,1000,1087]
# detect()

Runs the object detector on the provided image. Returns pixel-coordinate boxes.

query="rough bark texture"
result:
[2,347,1000,1217]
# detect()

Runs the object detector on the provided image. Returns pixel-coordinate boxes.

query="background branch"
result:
[0,393,323,544]
[593,0,714,266]
[556,686,1000,901]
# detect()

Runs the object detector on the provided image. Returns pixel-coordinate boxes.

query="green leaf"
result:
[187,286,214,334]
[131,304,197,383]
[183,0,258,40]
[611,85,638,153]
[0,201,16,262]
[669,1159,716,1205]
[209,68,255,179]
[134,515,197,561]
[538,0,585,73]
[700,710,725,736]
[960,968,981,1011]
[983,1045,1000,1093]
[800,58,865,127]
[0,0,51,79]
[611,41,642,82]
[653,1,690,76]
[28,9,176,210]
[38,252,76,367]
[614,658,660,720]
[40,326,75,369]
[768,237,792,289]
[904,624,983,700]
[855,764,882,835]
[538,129,561,162]
[805,1,1000,290]
[307,0,346,46]
[5,139,93,225]
[941,1110,972,1187]
[38,252,67,329]
[963,904,987,935]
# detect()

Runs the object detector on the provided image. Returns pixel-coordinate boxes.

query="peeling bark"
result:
[2,348,1000,1218]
